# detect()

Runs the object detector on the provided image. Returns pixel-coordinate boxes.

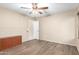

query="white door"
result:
[32,20,39,39]
[26,19,39,40]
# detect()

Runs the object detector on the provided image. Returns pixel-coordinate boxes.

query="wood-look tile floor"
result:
[0,39,79,55]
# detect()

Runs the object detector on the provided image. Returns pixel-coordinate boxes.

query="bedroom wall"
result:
[0,7,33,42]
[75,8,79,52]
[39,10,77,46]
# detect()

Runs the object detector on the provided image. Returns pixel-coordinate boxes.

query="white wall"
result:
[76,8,79,51]
[0,7,33,42]
[39,10,77,46]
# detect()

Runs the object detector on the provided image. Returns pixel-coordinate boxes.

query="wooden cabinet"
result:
[0,36,22,51]
[0,39,2,50]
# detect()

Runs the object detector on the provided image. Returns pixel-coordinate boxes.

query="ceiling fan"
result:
[20,3,48,14]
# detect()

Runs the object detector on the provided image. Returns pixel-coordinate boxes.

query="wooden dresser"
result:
[0,36,22,51]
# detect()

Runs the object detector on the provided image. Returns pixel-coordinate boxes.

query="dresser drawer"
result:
[0,39,2,50]
[0,36,22,51]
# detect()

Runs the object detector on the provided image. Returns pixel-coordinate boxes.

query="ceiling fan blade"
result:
[38,7,48,9]
[39,11,43,14]
[21,7,30,9]
[29,11,32,14]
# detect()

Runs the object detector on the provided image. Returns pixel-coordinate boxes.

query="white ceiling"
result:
[0,3,79,17]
